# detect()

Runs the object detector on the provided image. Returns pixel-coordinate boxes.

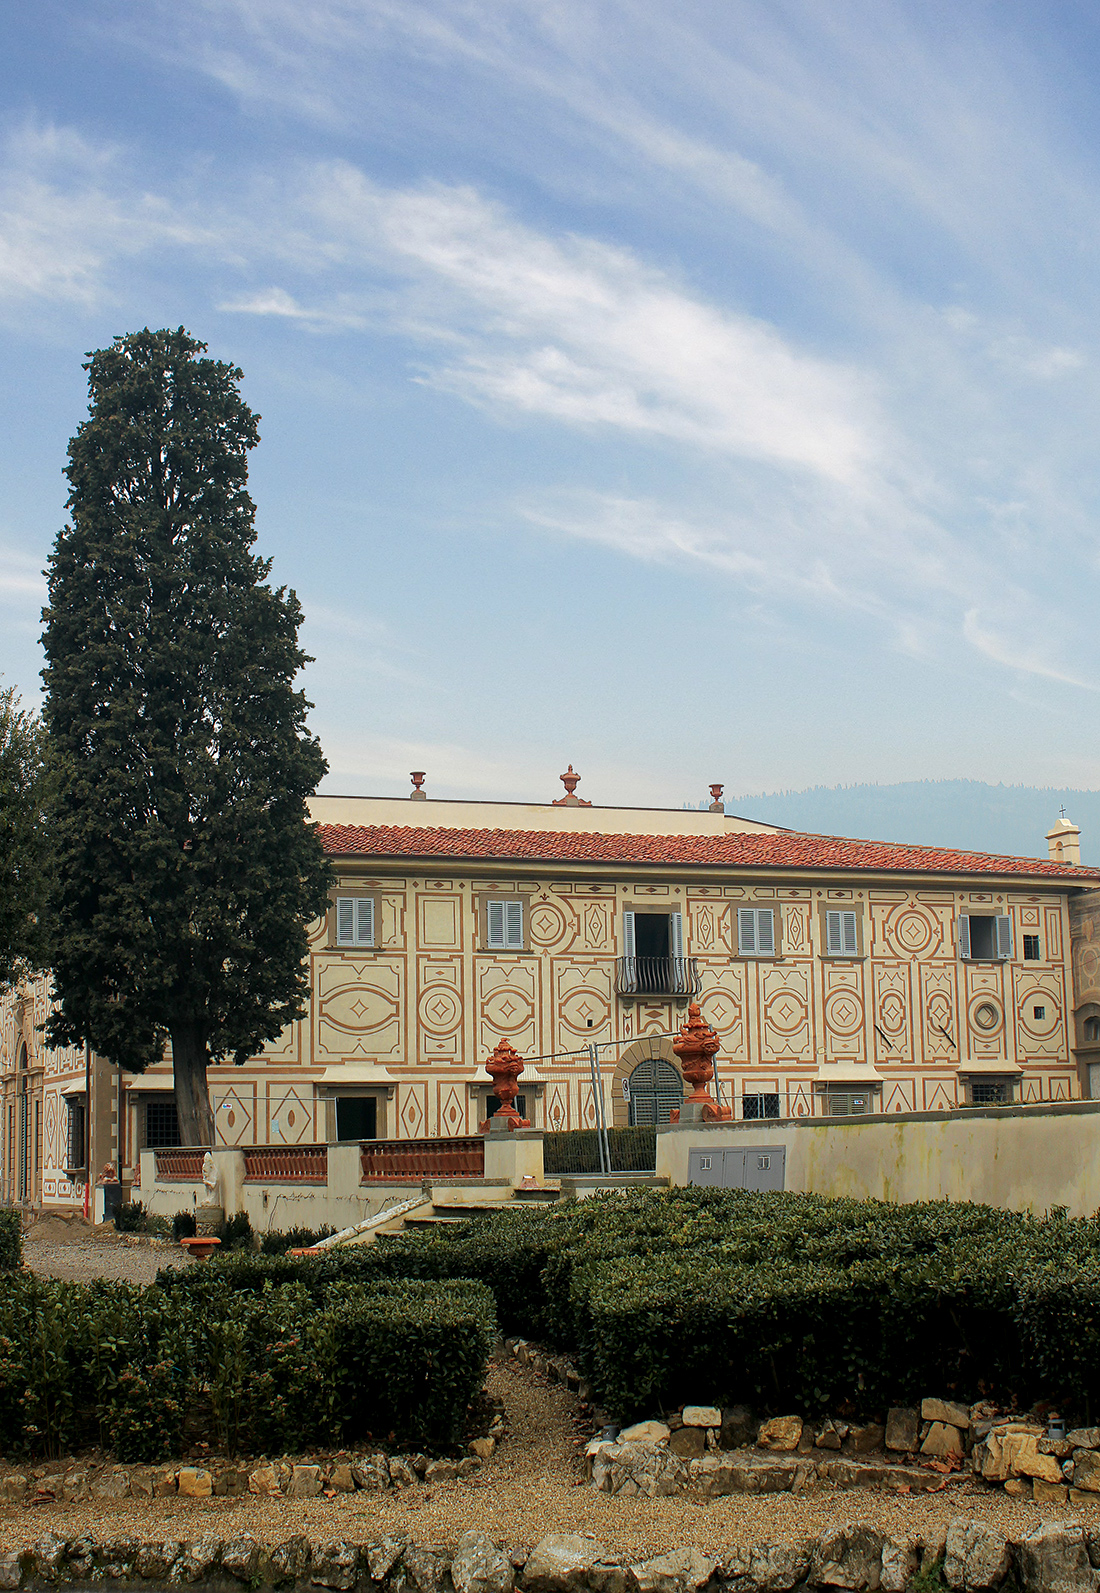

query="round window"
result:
[974,1001,1000,1030]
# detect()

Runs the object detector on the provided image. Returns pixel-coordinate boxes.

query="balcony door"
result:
[623,911,684,994]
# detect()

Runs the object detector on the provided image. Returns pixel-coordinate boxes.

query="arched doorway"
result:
[627,1056,684,1126]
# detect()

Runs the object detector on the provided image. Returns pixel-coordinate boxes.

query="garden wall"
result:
[656,1099,1100,1215]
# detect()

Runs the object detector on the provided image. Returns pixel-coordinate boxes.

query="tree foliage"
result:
[42,327,332,1143]
[0,681,51,990]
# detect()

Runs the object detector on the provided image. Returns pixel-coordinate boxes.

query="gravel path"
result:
[6,1225,1100,1554]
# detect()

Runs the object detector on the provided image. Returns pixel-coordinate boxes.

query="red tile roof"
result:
[316,823,1100,881]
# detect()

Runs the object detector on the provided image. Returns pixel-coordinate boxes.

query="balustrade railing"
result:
[360,1136,484,1181]
[244,1145,328,1183]
[615,956,701,997]
[153,1149,205,1181]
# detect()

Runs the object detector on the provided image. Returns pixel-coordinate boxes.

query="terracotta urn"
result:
[672,1002,731,1120]
[481,1038,530,1130]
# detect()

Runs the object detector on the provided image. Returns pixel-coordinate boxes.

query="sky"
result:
[2,1,1100,810]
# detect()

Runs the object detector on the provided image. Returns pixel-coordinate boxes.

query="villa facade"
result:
[4,779,1100,1210]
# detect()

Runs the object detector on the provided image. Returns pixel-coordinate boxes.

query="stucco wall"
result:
[655,1100,1100,1216]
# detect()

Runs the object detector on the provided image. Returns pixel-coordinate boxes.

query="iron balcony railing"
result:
[615,955,701,998]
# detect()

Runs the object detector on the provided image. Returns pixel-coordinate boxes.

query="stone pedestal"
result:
[195,1204,224,1236]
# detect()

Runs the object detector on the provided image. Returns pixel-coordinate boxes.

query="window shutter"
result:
[622,911,636,956]
[842,911,858,956]
[505,900,524,948]
[826,910,842,955]
[670,912,683,958]
[958,915,970,959]
[996,915,1013,960]
[738,908,756,954]
[757,909,775,955]
[337,898,355,944]
[356,897,374,946]
[487,899,505,947]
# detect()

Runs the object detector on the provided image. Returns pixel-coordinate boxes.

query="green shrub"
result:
[114,1201,146,1233]
[218,1211,254,1251]
[106,1360,184,1462]
[0,1208,22,1270]
[172,1210,196,1241]
[261,1224,337,1255]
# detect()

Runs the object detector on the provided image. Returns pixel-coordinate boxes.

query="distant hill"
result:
[721,780,1100,866]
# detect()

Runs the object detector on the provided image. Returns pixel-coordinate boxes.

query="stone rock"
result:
[390,1457,419,1488]
[944,1520,1011,1590]
[631,1548,716,1593]
[95,1539,140,1578]
[135,1543,181,1580]
[176,1466,213,1499]
[91,1467,130,1499]
[0,1551,23,1591]
[1034,1479,1069,1504]
[1005,1434,1063,1484]
[367,1539,408,1583]
[452,1533,516,1593]
[469,1437,496,1461]
[327,1464,355,1493]
[681,1405,721,1428]
[747,1544,813,1592]
[669,1427,704,1459]
[923,1399,971,1429]
[152,1467,178,1496]
[1069,1428,1100,1451]
[885,1409,919,1452]
[426,1460,460,1482]
[66,1537,96,1579]
[1039,1438,1073,1459]
[619,1422,670,1444]
[811,1527,886,1591]
[0,1475,26,1502]
[523,1535,631,1593]
[881,1540,920,1593]
[216,1467,247,1497]
[249,1464,282,1496]
[1074,1451,1100,1493]
[408,1454,430,1477]
[60,1470,89,1502]
[689,1453,801,1496]
[311,1541,360,1590]
[289,1464,323,1499]
[222,1537,261,1581]
[721,1406,756,1449]
[757,1416,803,1451]
[921,1423,965,1458]
[589,1441,687,1498]
[1004,1477,1033,1499]
[399,1546,455,1593]
[270,1537,312,1585]
[171,1537,223,1584]
[816,1420,849,1451]
[848,1424,886,1454]
[353,1457,391,1491]
[458,1458,483,1478]
[816,1457,942,1493]
[1017,1524,1100,1593]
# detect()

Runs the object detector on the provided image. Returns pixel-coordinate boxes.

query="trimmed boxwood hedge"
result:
[0,1208,21,1270]
[0,1269,494,1461]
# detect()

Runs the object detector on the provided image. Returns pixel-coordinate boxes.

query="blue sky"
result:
[2,1,1100,808]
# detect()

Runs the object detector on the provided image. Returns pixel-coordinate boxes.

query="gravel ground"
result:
[8,1224,1100,1555]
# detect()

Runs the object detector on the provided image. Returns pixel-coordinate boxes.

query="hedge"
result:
[0,1208,21,1270]
[0,1271,495,1461]
[161,1189,1100,1423]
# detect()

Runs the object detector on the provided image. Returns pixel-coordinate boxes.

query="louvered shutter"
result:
[826,910,842,955]
[337,898,355,945]
[356,897,374,946]
[958,915,970,959]
[757,909,775,955]
[670,912,683,957]
[996,915,1013,960]
[622,911,635,956]
[505,900,524,948]
[487,899,505,948]
[621,910,637,992]
[738,908,756,954]
[842,911,858,956]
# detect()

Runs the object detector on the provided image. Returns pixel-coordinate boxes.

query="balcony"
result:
[616,956,701,999]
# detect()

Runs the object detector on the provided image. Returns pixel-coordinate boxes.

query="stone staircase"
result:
[401,1186,561,1229]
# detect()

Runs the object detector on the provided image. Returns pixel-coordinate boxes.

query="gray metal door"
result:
[742,1146,785,1192]
[689,1144,785,1190]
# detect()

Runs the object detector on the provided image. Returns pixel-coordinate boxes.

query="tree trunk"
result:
[172,1023,214,1146]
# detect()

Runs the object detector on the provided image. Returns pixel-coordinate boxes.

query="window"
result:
[336,896,375,947]
[1033,1006,1046,1020]
[65,1097,86,1171]
[959,913,1012,961]
[146,1099,181,1149]
[486,898,524,949]
[1023,934,1041,960]
[743,1092,781,1120]
[738,907,777,956]
[1085,1016,1100,1042]
[486,1092,528,1120]
[968,1079,1012,1106]
[824,909,860,957]
[336,1097,377,1140]
[824,1089,875,1116]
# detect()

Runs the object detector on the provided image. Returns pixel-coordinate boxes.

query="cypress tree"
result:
[42,328,332,1146]
[0,681,51,990]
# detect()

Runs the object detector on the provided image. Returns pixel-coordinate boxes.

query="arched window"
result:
[1084,1016,1100,1043]
[627,1057,683,1126]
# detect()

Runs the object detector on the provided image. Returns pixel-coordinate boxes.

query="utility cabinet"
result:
[688,1144,786,1192]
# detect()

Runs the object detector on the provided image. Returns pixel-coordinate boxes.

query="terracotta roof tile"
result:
[316,823,1100,881]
